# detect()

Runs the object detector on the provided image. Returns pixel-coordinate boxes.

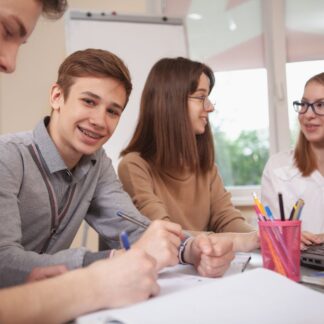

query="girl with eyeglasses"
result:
[118,57,259,253]
[262,72,324,248]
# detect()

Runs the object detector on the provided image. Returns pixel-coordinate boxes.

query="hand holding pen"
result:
[131,219,183,270]
[89,248,160,308]
[117,211,238,278]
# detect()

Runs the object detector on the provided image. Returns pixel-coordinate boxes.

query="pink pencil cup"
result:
[258,220,301,282]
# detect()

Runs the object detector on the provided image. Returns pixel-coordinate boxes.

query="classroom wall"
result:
[0,18,66,134]
[0,0,255,251]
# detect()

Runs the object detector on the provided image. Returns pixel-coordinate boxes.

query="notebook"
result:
[301,243,324,270]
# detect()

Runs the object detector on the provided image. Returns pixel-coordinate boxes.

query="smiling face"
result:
[0,0,42,73]
[48,76,127,169]
[188,73,213,135]
[299,81,324,148]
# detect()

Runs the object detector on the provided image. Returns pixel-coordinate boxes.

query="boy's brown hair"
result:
[56,48,132,106]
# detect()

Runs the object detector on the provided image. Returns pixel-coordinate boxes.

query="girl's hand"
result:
[301,231,324,250]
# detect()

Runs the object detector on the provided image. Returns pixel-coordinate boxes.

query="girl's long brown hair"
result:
[120,57,215,174]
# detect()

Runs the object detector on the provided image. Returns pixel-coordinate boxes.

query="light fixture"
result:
[188,13,202,20]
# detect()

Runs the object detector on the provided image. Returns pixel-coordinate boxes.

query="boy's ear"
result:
[50,83,64,110]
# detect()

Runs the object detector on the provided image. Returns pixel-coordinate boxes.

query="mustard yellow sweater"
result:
[118,152,254,233]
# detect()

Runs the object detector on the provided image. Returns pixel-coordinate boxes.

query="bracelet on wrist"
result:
[178,237,193,264]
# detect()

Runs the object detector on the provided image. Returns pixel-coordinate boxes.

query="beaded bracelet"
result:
[178,237,193,264]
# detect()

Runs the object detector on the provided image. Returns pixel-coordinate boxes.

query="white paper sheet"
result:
[77,263,324,324]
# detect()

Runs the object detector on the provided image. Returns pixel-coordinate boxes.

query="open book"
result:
[77,266,324,324]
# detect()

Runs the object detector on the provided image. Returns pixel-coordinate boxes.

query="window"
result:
[186,0,324,205]
[210,69,269,187]
[186,0,267,204]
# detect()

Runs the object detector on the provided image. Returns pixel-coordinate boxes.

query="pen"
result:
[117,210,186,241]
[241,256,251,272]
[278,193,285,221]
[297,204,304,220]
[295,199,305,220]
[288,206,295,221]
[253,205,265,221]
[119,231,131,250]
[117,211,149,229]
[252,192,266,216]
[265,206,274,220]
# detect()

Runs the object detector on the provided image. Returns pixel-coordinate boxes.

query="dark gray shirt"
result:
[0,117,149,287]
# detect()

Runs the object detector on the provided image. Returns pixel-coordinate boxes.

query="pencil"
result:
[252,192,266,216]
[278,193,285,221]
[288,204,296,221]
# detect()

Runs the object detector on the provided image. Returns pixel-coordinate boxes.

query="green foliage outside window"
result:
[213,127,269,186]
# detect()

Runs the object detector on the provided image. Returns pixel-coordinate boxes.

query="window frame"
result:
[229,0,291,206]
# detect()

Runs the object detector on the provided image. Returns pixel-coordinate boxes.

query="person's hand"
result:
[133,220,183,270]
[230,231,259,252]
[194,231,259,253]
[26,265,68,283]
[184,234,234,277]
[88,248,159,308]
[301,231,324,250]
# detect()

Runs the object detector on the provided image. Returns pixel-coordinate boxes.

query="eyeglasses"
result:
[293,100,324,116]
[189,96,215,111]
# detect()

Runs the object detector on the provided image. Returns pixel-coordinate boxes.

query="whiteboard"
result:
[66,12,187,169]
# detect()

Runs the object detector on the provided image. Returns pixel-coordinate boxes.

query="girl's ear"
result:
[50,83,64,111]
